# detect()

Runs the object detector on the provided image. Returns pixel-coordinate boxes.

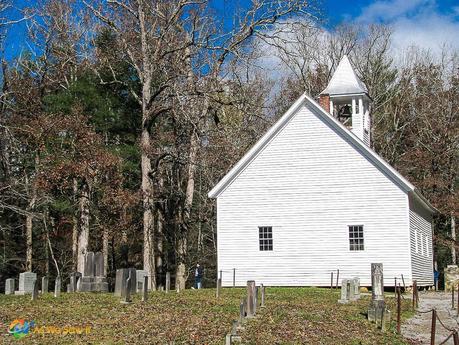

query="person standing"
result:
[195,263,203,289]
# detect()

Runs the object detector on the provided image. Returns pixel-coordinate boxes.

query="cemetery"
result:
[0,262,418,344]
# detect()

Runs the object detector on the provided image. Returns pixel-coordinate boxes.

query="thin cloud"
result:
[356,0,433,23]
[357,0,459,57]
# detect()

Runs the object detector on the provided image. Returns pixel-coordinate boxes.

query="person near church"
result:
[194,263,204,289]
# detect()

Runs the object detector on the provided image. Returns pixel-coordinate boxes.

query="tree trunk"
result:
[77,180,90,274]
[25,155,38,272]
[156,206,163,275]
[103,226,109,276]
[25,214,33,271]
[72,178,78,272]
[452,215,456,265]
[141,127,156,289]
[138,0,156,291]
[175,129,199,290]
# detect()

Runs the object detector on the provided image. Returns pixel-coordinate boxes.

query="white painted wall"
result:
[217,102,415,287]
[409,196,434,285]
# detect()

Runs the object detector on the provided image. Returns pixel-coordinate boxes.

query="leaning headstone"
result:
[54,277,61,298]
[5,279,15,295]
[31,279,39,301]
[142,276,148,302]
[165,272,171,293]
[338,278,351,304]
[15,272,37,295]
[368,263,385,325]
[136,270,147,293]
[41,276,49,294]
[246,280,256,318]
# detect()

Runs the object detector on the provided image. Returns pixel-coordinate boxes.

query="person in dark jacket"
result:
[194,263,203,289]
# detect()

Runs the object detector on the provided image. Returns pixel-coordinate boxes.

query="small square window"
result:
[349,225,364,251]
[259,227,273,251]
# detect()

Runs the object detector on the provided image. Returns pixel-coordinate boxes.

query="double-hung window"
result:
[259,226,273,251]
[349,225,364,251]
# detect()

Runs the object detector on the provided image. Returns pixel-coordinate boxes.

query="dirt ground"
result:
[402,291,459,344]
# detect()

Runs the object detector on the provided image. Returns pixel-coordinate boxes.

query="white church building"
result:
[209,56,435,287]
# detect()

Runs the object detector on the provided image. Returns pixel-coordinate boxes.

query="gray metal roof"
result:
[320,55,368,96]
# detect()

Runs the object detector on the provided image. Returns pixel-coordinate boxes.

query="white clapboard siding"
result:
[217,102,414,287]
[409,196,434,285]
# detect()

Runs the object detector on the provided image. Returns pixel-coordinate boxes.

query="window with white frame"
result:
[421,235,427,256]
[414,229,419,253]
[349,225,364,251]
[425,235,429,257]
[259,226,273,251]
[417,231,422,255]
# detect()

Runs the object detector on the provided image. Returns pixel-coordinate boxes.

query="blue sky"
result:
[4,0,459,60]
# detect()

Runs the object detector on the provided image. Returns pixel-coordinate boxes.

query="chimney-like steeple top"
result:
[320,55,368,96]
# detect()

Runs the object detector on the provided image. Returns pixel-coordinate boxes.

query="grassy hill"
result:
[0,287,411,344]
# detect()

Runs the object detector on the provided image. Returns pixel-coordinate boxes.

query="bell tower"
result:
[319,55,371,147]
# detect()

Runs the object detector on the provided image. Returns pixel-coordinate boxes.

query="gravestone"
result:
[368,263,386,325]
[84,252,95,276]
[76,277,81,292]
[67,272,82,293]
[165,272,171,293]
[41,276,49,294]
[79,252,108,292]
[114,268,136,297]
[216,278,222,298]
[239,297,247,323]
[253,286,258,314]
[246,280,256,318]
[381,309,391,331]
[31,279,39,301]
[15,272,37,295]
[260,284,266,308]
[54,277,61,298]
[5,279,15,295]
[351,277,360,301]
[445,265,459,292]
[94,252,104,276]
[121,273,133,304]
[142,276,148,302]
[136,270,147,292]
[338,278,351,304]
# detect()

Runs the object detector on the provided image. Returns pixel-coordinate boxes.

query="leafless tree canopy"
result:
[0,0,457,288]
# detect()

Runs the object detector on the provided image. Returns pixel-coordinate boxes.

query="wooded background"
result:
[0,0,457,290]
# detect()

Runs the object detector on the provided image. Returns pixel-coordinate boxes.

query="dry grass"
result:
[0,287,412,344]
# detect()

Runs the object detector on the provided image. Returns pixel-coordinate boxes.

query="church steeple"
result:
[319,55,371,147]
